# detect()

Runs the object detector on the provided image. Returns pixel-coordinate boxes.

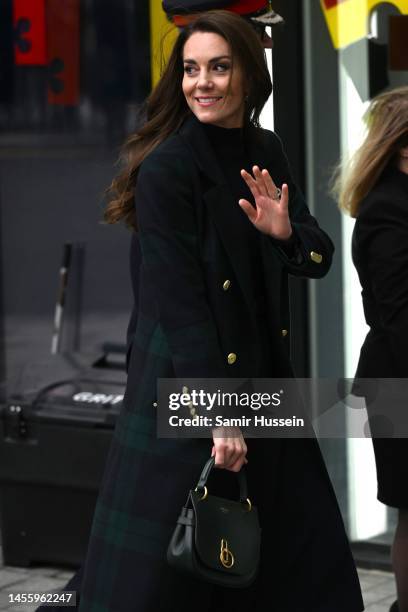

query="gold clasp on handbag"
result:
[219,539,234,569]
[194,486,208,501]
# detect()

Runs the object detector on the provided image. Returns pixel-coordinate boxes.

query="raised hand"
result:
[239,165,292,240]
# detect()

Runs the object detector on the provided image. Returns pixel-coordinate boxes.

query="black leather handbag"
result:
[167,457,261,588]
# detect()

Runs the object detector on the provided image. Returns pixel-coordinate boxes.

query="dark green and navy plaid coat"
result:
[79,115,363,612]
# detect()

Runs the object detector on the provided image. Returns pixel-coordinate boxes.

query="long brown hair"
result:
[334,86,408,218]
[104,10,272,229]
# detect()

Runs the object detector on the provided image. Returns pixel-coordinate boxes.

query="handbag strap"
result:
[196,457,248,503]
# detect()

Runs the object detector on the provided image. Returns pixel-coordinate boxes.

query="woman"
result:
[337,86,408,612]
[79,11,363,611]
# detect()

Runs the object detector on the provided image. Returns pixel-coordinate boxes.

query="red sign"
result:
[13,0,47,66]
[46,0,80,106]
[323,0,348,8]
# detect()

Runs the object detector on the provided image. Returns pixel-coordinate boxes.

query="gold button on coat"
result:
[223,280,231,291]
[310,251,323,264]
[282,329,288,337]
[227,353,237,365]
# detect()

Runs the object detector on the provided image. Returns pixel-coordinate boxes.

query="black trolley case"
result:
[0,354,125,567]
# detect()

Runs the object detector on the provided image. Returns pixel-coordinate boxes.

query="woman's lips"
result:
[195,97,222,107]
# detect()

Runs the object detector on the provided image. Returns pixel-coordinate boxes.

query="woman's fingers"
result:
[241,166,268,199]
[280,183,289,209]
[223,440,247,471]
[261,168,278,199]
[239,198,257,222]
[253,166,268,197]
[212,427,247,470]
[241,167,286,205]
[214,443,239,467]
[240,169,260,200]
[214,446,226,467]
[239,167,291,238]
[227,455,248,473]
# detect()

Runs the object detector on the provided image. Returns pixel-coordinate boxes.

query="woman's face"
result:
[182,32,247,129]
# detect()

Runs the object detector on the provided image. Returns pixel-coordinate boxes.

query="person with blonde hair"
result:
[337,86,408,612]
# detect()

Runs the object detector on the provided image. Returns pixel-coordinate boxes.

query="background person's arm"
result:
[355,194,408,377]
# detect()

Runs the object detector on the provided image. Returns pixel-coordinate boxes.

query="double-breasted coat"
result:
[79,115,363,611]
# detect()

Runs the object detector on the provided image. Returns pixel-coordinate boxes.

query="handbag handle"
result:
[195,457,249,504]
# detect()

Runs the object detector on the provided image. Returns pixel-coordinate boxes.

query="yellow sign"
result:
[149,1,178,87]
[320,0,408,49]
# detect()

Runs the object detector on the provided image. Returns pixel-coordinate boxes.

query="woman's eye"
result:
[214,63,230,72]
[184,66,196,75]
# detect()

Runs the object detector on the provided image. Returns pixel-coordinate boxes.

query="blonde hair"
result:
[334,86,408,218]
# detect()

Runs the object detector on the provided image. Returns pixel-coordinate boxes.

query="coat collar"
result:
[178,113,272,316]
[178,113,225,186]
[178,113,270,185]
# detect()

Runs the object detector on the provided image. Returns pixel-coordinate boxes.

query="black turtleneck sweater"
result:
[203,123,254,206]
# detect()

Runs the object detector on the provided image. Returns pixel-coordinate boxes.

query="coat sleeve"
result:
[136,150,228,379]
[264,132,334,279]
[356,195,408,377]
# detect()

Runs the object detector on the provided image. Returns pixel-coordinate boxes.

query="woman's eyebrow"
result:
[183,55,232,64]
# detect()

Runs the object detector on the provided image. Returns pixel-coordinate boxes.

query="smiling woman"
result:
[182,32,246,128]
[78,10,364,612]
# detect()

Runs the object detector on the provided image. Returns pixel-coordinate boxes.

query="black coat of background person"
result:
[78,115,363,611]
[352,165,408,509]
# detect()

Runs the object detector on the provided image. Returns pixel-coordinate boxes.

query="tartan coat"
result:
[79,114,363,612]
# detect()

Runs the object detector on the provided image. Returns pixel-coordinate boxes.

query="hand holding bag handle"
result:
[167,456,261,588]
[195,457,249,504]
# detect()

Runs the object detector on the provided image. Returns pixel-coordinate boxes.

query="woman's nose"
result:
[197,72,213,89]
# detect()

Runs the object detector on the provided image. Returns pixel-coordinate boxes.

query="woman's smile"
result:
[195,96,222,106]
[182,31,247,129]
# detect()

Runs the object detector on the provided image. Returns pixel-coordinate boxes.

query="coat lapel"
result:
[178,114,257,315]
